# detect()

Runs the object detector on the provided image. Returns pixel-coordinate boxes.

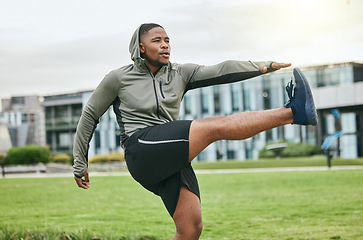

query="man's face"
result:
[139,27,170,73]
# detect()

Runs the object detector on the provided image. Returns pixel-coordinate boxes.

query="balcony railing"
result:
[45,118,79,130]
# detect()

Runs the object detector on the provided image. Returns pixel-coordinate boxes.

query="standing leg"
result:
[189,107,293,161]
[173,186,203,240]
[171,108,291,239]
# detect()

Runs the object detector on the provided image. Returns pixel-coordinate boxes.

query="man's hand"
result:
[74,168,90,189]
[260,62,292,73]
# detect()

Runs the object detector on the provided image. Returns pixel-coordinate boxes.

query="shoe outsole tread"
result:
[293,68,318,126]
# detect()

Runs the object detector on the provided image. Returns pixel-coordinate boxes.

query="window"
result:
[201,93,209,114]
[45,107,52,120]
[227,141,235,159]
[11,97,24,105]
[329,68,340,86]
[245,141,253,159]
[46,132,53,145]
[306,125,316,145]
[277,126,284,141]
[227,150,235,159]
[21,113,27,123]
[266,129,273,142]
[243,88,251,111]
[28,113,36,124]
[317,69,325,87]
[184,95,191,115]
[71,104,83,119]
[58,132,71,147]
[354,66,363,82]
[95,131,101,149]
[55,105,68,121]
[231,89,239,112]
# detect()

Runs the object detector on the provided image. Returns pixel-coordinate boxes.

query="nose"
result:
[161,40,169,49]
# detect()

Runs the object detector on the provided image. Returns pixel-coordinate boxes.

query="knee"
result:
[193,220,203,237]
[176,220,203,239]
[191,118,223,143]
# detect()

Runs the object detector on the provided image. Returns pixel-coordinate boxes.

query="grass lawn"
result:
[0,169,363,239]
[191,156,363,170]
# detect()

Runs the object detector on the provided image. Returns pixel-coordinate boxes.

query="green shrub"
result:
[0,153,10,165]
[51,153,72,164]
[258,147,276,158]
[281,142,321,157]
[89,154,108,164]
[7,145,51,165]
[107,151,125,162]
[259,142,321,158]
[0,152,4,164]
[89,151,124,164]
[69,155,74,165]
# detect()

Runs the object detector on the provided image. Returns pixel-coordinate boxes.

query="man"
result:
[73,23,317,239]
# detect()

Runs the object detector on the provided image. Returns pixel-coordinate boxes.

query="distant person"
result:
[73,23,317,239]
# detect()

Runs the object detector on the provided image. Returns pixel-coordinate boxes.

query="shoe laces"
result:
[286,80,295,100]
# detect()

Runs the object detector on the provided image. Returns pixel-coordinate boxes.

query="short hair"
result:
[139,23,164,43]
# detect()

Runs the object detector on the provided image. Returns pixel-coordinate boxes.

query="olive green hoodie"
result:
[73,25,276,178]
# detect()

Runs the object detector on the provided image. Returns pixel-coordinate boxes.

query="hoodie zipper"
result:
[145,64,166,119]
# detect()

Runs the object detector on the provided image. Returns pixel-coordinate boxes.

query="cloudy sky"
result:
[1,0,362,104]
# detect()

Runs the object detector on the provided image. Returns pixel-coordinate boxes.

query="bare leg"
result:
[189,107,293,161]
[172,107,293,239]
[173,186,203,240]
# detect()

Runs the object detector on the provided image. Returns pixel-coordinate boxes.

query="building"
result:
[311,62,363,158]
[43,91,121,156]
[2,61,362,161]
[179,61,363,160]
[1,96,45,147]
[0,114,12,153]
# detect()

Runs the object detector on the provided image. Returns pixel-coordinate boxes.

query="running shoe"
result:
[284,68,318,126]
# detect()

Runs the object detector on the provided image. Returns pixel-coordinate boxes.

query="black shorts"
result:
[123,120,200,217]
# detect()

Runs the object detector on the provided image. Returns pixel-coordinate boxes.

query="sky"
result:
[1,0,362,105]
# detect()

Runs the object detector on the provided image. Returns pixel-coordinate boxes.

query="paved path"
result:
[2,165,363,179]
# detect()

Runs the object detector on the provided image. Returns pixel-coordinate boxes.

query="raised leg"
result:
[188,107,294,161]
[173,186,203,240]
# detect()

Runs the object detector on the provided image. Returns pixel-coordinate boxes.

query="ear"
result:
[139,43,145,54]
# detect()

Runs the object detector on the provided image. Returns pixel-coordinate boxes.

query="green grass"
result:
[1,169,363,239]
[192,156,363,170]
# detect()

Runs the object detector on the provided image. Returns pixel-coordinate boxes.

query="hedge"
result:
[7,145,51,165]
[89,151,125,164]
[259,142,321,158]
[51,153,72,165]
[0,152,6,164]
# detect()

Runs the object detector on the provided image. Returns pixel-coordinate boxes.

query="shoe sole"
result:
[293,68,318,125]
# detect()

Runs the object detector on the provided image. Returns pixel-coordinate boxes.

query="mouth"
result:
[160,51,170,58]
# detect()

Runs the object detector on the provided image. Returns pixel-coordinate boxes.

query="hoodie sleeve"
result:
[73,71,120,178]
[181,60,276,91]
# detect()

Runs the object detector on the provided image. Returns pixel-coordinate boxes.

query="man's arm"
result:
[73,71,120,188]
[182,60,291,90]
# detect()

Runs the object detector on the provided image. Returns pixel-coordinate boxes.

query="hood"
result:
[129,25,142,62]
